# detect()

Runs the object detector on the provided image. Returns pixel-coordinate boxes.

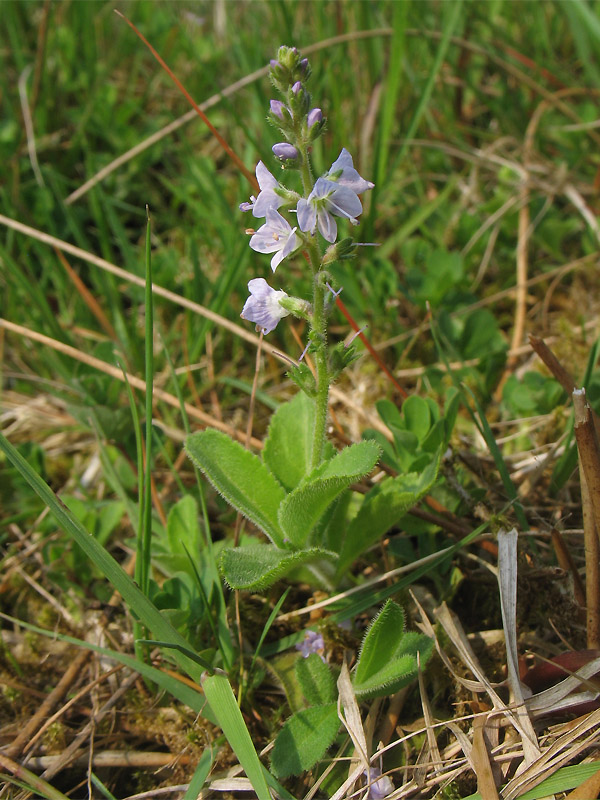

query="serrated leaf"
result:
[337,449,441,576]
[262,393,314,491]
[296,653,336,706]
[220,544,336,591]
[353,601,433,699]
[278,441,380,548]
[271,703,339,778]
[186,430,285,546]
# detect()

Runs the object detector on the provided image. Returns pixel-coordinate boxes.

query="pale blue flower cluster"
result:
[364,767,394,800]
[238,47,373,337]
[295,629,325,660]
[240,149,373,334]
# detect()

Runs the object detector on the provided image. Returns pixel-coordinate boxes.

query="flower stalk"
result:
[239,45,374,468]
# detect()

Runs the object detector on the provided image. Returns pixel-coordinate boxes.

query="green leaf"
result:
[220,544,336,591]
[353,600,433,699]
[270,703,339,778]
[202,672,272,800]
[337,449,441,576]
[0,431,205,684]
[278,441,380,548]
[166,495,201,556]
[402,395,431,441]
[262,392,314,491]
[296,653,336,706]
[186,430,286,546]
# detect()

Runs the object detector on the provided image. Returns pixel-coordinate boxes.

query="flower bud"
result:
[270,99,286,119]
[272,142,299,161]
[270,59,281,69]
[291,80,302,95]
[307,107,323,128]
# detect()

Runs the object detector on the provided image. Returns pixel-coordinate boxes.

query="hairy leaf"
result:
[271,703,339,778]
[220,544,336,591]
[186,430,285,546]
[263,392,314,491]
[353,600,433,699]
[296,653,336,706]
[278,440,380,548]
[337,449,440,576]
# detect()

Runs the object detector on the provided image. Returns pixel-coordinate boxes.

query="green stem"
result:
[297,145,330,469]
[311,275,329,469]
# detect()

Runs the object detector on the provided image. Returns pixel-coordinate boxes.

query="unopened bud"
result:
[270,99,286,119]
[272,142,299,161]
[307,107,323,128]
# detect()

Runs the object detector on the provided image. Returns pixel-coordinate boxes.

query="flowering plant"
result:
[186,47,441,594]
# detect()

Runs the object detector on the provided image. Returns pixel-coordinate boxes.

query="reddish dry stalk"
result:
[551,528,586,608]
[530,334,600,436]
[572,389,600,649]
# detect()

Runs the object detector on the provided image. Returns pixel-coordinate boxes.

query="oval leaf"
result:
[186,430,285,546]
[278,440,380,548]
[337,448,441,576]
[271,703,339,778]
[353,601,433,699]
[220,544,336,591]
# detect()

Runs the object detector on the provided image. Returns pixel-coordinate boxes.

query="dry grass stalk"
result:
[497,528,540,767]
[572,388,600,648]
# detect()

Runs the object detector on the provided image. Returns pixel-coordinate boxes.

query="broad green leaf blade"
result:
[186,429,286,546]
[202,672,272,800]
[353,600,434,699]
[337,449,441,576]
[402,394,431,441]
[220,544,336,591]
[278,440,380,548]
[0,432,205,684]
[296,652,336,706]
[166,494,202,556]
[270,703,339,779]
[262,392,314,491]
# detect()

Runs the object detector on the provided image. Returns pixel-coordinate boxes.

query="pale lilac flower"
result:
[296,177,362,243]
[364,767,394,800]
[272,142,299,161]
[240,278,289,335]
[296,630,325,659]
[249,208,298,272]
[307,108,323,128]
[326,148,374,194]
[239,161,284,218]
[291,80,302,95]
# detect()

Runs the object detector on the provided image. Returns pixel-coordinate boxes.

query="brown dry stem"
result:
[573,388,600,648]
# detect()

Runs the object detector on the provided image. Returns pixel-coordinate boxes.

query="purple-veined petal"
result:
[249,209,298,271]
[296,198,316,233]
[327,148,374,193]
[317,209,337,242]
[240,278,289,335]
